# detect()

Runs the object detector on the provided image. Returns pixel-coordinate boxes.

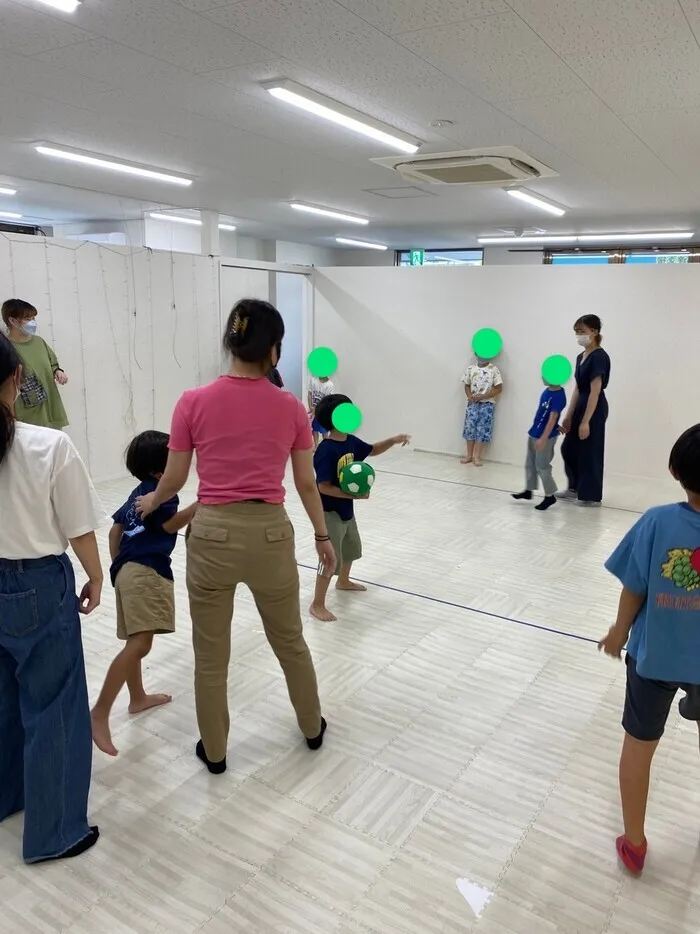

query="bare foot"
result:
[309,602,337,622]
[460,456,473,465]
[336,580,367,592]
[474,459,483,467]
[91,711,118,757]
[128,693,172,715]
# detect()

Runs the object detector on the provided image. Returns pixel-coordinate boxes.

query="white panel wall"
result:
[0,233,219,482]
[313,264,700,481]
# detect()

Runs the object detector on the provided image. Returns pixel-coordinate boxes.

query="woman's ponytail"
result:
[0,334,20,467]
[223,299,285,365]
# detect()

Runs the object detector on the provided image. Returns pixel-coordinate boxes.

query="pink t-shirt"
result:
[169,377,312,505]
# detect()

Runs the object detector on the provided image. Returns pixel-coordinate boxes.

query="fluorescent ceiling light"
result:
[0,211,23,220]
[264,80,421,154]
[335,237,388,251]
[478,235,577,245]
[506,188,566,217]
[478,231,694,245]
[36,145,193,187]
[149,212,236,231]
[33,0,81,11]
[290,201,369,225]
[0,187,17,196]
[578,231,694,243]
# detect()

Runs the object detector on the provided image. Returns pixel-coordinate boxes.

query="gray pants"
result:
[525,436,558,496]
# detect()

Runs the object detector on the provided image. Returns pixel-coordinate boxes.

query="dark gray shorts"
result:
[623,654,700,741]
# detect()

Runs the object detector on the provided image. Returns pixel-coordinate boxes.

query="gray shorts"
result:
[325,512,362,575]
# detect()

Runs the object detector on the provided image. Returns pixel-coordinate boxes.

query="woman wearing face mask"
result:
[135,299,334,774]
[560,314,611,506]
[2,299,68,430]
[0,333,105,863]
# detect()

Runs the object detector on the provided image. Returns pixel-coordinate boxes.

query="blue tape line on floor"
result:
[297,563,599,646]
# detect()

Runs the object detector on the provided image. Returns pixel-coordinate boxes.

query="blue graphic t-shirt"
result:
[529,387,567,440]
[314,435,373,522]
[606,503,700,683]
[110,478,179,586]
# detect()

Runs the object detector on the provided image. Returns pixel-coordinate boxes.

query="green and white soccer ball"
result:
[339,461,376,496]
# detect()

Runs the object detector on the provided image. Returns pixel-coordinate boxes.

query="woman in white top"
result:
[0,334,104,864]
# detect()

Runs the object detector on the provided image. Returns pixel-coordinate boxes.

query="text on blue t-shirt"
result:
[529,387,567,439]
[605,503,700,683]
[314,435,373,521]
[110,478,179,586]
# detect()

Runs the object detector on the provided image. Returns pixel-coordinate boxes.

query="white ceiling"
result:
[2,0,700,247]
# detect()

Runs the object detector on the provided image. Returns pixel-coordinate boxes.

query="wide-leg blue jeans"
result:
[0,554,93,863]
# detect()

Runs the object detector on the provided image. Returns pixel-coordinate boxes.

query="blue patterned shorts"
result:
[463,402,495,443]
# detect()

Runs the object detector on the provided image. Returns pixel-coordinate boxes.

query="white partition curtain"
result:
[0,233,220,482]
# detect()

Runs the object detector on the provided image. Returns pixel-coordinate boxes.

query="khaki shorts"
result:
[325,512,362,575]
[115,563,175,640]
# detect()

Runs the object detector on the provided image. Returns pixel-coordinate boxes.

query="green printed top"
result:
[10,336,69,430]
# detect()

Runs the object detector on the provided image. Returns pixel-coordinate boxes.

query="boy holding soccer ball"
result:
[310,393,409,621]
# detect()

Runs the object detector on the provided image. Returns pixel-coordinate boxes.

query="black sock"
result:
[306,718,327,751]
[511,490,532,501]
[535,495,557,511]
[34,827,99,864]
[196,739,227,774]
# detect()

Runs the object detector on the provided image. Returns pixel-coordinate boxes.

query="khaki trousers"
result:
[186,503,322,762]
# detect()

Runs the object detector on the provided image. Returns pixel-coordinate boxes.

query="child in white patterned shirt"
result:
[308,375,335,449]
[461,360,503,466]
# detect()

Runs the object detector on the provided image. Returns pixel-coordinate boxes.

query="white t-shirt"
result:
[309,376,335,408]
[0,423,105,560]
[461,364,503,401]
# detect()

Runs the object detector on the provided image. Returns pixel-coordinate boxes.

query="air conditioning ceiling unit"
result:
[371,147,557,187]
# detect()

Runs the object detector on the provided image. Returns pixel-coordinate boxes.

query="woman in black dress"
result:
[560,314,611,506]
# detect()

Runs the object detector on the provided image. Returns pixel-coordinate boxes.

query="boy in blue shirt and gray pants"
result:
[600,424,700,875]
[512,381,567,511]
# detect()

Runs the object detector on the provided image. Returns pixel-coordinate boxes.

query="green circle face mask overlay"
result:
[472,328,503,360]
[307,347,338,378]
[332,402,362,433]
[541,354,572,385]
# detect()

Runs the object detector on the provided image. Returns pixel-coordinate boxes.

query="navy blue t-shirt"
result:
[110,478,179,586]
[314,435,373,522]
[529,387,567,440]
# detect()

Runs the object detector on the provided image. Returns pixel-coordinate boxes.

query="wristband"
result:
[315,535,330,542]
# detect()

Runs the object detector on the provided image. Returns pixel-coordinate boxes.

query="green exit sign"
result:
[409,249,424,266]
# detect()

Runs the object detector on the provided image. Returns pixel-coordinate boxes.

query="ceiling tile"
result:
[507,0,689,55]
[0,2,95,55]
[71,0,273,72]
[565,35,700,113]
[174,0,238,10]
[204,0,441,89]
[335,0,508,35]
[398,12,585,102]
[0,48,114,104]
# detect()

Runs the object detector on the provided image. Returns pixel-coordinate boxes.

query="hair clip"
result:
[231,314,248,336]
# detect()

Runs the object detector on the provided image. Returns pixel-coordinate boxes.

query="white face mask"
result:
[22,320,38,337]
[576,334,591,348]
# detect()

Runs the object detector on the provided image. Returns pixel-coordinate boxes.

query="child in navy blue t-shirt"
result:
[512,381,567,511]
[91,431,197,758]
[599,425,700,875]
[309,394,409,621]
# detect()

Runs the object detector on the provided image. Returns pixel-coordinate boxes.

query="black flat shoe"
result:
[306,718,327,751]
[196,739,227,774]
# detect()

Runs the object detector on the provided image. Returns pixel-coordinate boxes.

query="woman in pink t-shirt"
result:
[137,300,334,773]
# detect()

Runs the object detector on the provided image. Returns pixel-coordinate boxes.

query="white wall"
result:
[0,233,220,483]
[312,264,700,481]
[482,246,541,265]
[276,241,339,266]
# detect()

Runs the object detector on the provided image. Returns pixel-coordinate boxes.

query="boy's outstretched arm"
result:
[370,434,411,456]
[162,503,198,535]
[599,587,646,658]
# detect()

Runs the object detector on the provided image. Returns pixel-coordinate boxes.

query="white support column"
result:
[200,210,220,255]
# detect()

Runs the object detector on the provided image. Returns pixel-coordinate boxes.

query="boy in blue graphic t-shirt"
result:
[309,394,409,622]
[91,431,197,758]
[512,381,567,511]
[599,424,700,875]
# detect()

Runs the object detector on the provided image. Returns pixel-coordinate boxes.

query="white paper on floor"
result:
[456,878,492,918]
